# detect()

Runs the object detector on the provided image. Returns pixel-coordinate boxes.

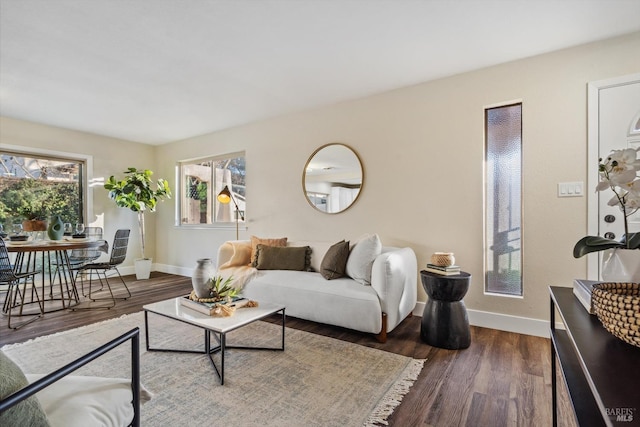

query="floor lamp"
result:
[217,185,244,240]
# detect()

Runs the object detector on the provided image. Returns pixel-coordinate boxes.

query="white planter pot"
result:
[135,258,152,280]
[601,248,640,283]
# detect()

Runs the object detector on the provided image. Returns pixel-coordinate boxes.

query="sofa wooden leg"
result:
[374,313,388,343]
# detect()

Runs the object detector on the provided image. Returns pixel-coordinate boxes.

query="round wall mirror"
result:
[302,143,363,214]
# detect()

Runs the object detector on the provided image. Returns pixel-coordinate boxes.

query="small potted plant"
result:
[19,205,48,232]
[574,147,640,281]
[104,167,171,279]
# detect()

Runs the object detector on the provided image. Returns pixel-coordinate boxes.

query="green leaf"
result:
[573,236,625,258]
[621,232,640,250]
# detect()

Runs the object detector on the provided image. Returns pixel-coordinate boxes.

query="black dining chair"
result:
[51,226,109,297]
[71,229,131,309]
[0,237,43,329]
[67,226,106,266]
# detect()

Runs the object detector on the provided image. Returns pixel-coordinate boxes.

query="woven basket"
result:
[591,282,640,348]
[430,252,455,267]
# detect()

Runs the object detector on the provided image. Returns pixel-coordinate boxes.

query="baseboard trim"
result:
[154,263,192,277]
[413,301,549,338]
[118,263,189,279]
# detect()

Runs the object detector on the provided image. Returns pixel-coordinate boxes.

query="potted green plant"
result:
[104,167,171,279]
[19,204,48,232]
[573,148,640,281]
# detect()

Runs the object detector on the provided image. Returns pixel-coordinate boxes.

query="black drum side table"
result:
[420,270,471,349]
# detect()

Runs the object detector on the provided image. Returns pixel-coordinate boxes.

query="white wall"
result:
[3,32,639,335]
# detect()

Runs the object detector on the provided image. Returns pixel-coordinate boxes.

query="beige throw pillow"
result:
[250,236,287,266]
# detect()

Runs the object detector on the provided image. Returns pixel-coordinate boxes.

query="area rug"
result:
[2,312,424,426]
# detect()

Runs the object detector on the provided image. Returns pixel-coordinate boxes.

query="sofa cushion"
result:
[346,233,382,285]
[0,352,50,427]
[25,374,153,427]
[250,236,287,266]
[255,245,312,271]
[320,240,350,280]
[242,270,383,334]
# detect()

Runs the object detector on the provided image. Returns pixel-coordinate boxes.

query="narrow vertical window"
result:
[484,103,522,296]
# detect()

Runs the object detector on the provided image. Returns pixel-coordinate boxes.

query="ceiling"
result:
[1,0,639,145]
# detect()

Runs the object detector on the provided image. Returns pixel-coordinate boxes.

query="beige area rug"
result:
[2,312,424,426]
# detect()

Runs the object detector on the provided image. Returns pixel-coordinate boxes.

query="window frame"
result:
[483,101,524,297]
[176,151,246,228]
[0,144,92,226]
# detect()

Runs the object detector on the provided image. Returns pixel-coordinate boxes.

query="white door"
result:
[587,74,640,279]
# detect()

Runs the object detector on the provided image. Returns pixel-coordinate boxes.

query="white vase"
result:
[135,258,152,280]
[192,258,215,298]
[601,248,640,283]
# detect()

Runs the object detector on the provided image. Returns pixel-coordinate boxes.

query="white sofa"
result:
[217,238,417,342]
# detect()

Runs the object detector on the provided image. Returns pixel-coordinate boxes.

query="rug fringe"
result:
[363,358,426,426]
[1,313,135,351]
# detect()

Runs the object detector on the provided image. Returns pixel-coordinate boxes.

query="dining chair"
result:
[0,237,43,329]
[68,226,106,265]
[71,229,131,310]
[67,226,109,296]
[50,226,108,296]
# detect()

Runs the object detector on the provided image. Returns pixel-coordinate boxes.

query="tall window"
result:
[0,151,85,228]
[484,103,522,296]
[178,152,245,225]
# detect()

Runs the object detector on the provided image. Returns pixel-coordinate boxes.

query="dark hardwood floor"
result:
[1,272,576,426]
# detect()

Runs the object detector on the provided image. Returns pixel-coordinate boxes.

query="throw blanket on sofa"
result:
[217,241,257,289]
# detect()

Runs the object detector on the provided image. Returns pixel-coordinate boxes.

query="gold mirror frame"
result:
[302,143,363,214]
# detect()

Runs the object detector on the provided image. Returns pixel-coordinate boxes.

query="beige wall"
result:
[0,118,157,265]
[2,32,639,330]
[156,32,640,326]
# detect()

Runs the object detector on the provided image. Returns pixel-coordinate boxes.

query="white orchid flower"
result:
[625,192,640,210]
[604,147,640,172]
[607,193,624,207]
[624,180,640,209]
[576,147,640,256]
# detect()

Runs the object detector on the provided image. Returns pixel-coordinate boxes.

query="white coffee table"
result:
[143,297,285,385]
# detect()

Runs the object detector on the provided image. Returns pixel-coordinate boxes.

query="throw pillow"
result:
[320,240,350,280]
[254,245,312,271]
[345,233,382,285]
[0,351,51,427]
[218,241,252,268]
[250,236,287,266]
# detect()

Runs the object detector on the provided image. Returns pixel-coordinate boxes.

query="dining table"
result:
[5,238,108,315]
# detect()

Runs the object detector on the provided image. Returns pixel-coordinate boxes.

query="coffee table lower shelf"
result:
[143,299,285,385]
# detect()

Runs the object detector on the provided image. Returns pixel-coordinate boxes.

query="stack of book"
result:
[424,263,461,276]
[572,279,599,314]
[180,295,250,315]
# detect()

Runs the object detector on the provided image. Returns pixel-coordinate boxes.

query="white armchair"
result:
[0,328,151,427]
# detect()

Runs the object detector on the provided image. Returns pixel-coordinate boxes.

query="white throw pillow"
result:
[345,233,382,285]
[25,374,152,427]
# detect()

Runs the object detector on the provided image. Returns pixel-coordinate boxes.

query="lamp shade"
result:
[217,185,231,204]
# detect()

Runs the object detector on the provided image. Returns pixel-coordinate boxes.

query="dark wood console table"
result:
[549,286,640,426]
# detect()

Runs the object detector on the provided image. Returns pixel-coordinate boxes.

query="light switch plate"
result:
[558,182,584,197]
